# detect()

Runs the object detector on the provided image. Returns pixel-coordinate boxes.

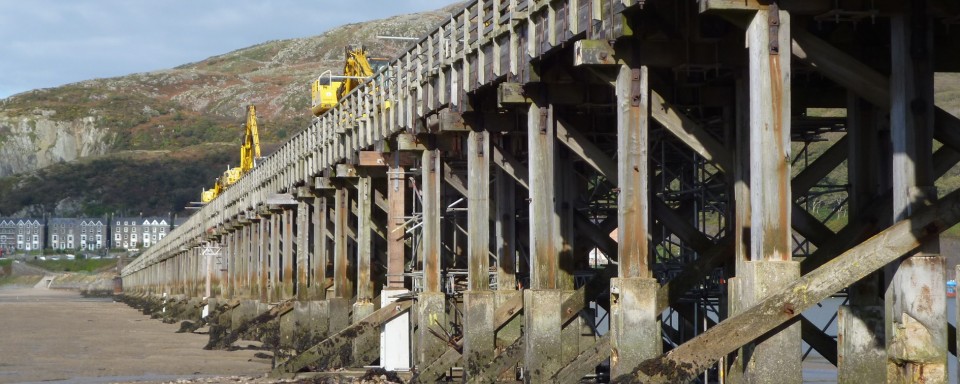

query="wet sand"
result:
[0,286,271,383]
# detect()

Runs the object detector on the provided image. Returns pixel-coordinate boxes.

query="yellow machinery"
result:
[310,45,389,117]
[201,180,221,204]
[201,105,262,203]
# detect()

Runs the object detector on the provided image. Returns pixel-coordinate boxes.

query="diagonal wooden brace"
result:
[613,186,960,383]
[272,299,412,374]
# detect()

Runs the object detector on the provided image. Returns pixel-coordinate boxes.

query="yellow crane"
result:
[310,45,388,116]
[201,105,262,203]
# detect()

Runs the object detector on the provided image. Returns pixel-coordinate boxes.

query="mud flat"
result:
[0,286,270,383]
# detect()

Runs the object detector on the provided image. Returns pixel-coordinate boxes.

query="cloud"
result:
[0,0,455,99]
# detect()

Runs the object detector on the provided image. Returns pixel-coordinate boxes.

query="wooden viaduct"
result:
[120,0,960,382]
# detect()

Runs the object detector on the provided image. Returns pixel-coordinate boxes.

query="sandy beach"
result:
[0,284,271,383]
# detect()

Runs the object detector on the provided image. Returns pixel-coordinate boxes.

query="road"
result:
[0,285,271,383]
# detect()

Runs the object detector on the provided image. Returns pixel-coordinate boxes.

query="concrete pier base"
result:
[885,255,947,382]
[380,289,410,371]
[725,277,745,383]
[279,304,298,352]
[463,290,496,379]
[183,298,202,321]
[300,301,329,353]
[416,292,446,367]
[352,301,377,365]
[837,305,885,383]
[496,290,522,381]
[524,289,563,382]
[231,300,259,332]
[743,260,802,384]
[277,301,329,361]
[609,277,661,378]
[328,297,351,335]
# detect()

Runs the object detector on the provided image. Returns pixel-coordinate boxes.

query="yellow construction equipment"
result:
[201,105,262,203]
[201,178,222,203]
[310,45,389,117]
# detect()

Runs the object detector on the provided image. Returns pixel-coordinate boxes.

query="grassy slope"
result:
[0,144,239,216]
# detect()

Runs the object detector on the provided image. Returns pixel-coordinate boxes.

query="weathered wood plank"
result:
[551,334,611,382]
[386,151,406,289]
[332,185,351,298]
[650,88,733,174]
[356,176,373,301]
[422,149,442,293]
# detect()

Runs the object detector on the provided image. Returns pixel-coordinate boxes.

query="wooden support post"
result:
[495,152,518,289]
[247,219,256,299]
[224,231,234,299]
[329,182,353,338]
[312,196,328,300]
[837,93,886,383]
[270,213,281,302]
[886,4,947,381]
[494,136,521,376]
[556,145,582,363]
[744,7,800,383]
[387,150,406,289]
[528,93,558,290]
[296,199,310,301]
[468,129,491,292]
[282,208,294,300]
[356,175,374,303]
[237,225,247,300]
[418,146,446,367]
[524,90,564,381]
[464,127,496,380]
[382,148,411,371]
[611,64,660,377]
[422,147,442,294]
[332,184,352,299]
[259,212,269,302]
[353,173,377,364]
[728,75,751,384]
[220,233,230,299]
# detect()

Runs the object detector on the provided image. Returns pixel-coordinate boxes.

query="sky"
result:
[0,0,457,99]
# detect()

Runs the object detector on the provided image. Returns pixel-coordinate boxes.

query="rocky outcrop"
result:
[0,111,114,177]
[0,6,460,217]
